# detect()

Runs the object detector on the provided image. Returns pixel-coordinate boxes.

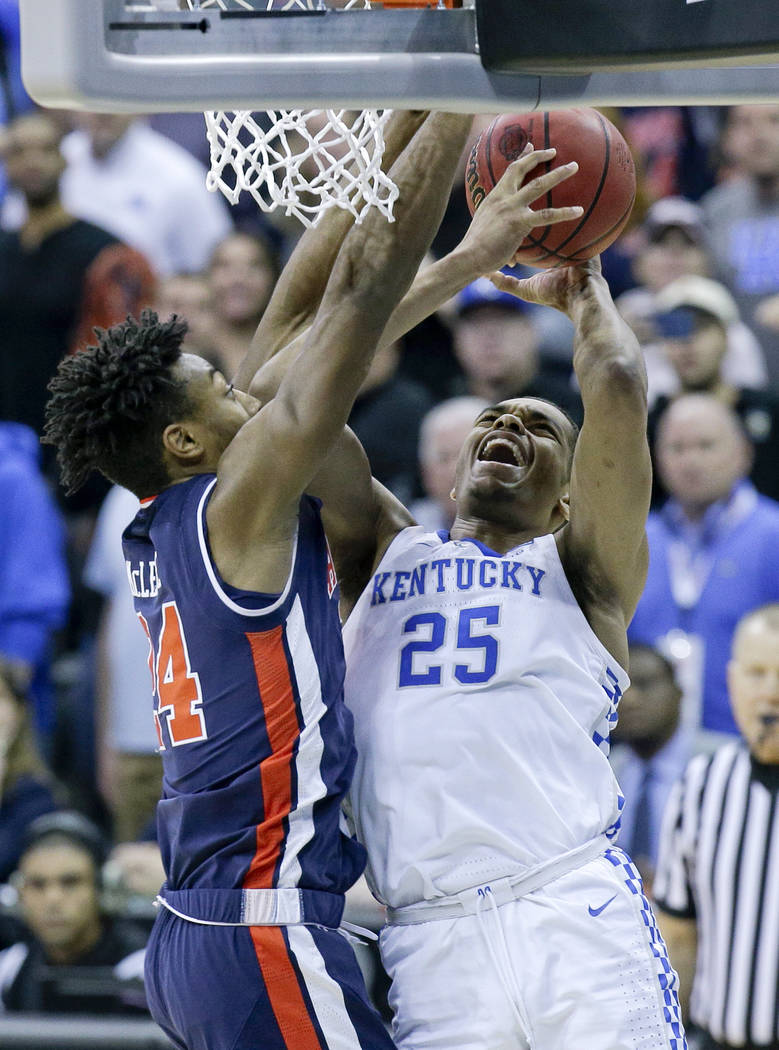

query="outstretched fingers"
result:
[496,147,584,230]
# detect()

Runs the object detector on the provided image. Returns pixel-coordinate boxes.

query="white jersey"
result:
[343,527,629,909]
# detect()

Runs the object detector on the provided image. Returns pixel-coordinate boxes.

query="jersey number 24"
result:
[137,602,207,748]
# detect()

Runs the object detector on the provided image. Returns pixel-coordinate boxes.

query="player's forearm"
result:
[378,245,480,350]
[234,110,430,394]
[271,114,473,477]
[330,113,471,328]
[249,242,479,405]
[570,274,647,409]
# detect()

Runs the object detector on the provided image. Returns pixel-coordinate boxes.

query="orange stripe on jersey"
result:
[244,626,300,890]
[249,927,323,1049]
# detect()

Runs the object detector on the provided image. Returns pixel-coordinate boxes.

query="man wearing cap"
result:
[649,274,779,503]
[449,275,583,424]
[616,197,767,399]
[0,811,148,1015]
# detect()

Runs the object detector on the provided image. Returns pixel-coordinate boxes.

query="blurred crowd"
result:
[1,4,778,1043]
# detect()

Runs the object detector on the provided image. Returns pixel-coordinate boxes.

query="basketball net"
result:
[178,1,397,227]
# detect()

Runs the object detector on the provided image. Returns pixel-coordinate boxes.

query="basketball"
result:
[465,108,636,267]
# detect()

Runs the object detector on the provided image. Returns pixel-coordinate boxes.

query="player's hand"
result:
[486,256,606,318]
[458,145,584,276]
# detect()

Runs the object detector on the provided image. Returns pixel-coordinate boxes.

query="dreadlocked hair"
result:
[43,310,191,496]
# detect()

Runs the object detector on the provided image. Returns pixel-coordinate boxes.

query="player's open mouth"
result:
[476,433,531,470]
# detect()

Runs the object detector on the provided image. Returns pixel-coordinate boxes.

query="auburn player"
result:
[43,108,583,1050]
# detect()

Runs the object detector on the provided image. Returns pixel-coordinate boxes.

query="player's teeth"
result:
[483,438,521,464]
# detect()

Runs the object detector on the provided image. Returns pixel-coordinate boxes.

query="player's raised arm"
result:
[297,150,588,610]
[492,260,651,637]
[232,110,429,393]
[208,112,475,590]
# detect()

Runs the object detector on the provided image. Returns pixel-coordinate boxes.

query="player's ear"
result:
[450,487,457,502]
[162,422,204,465]
[557,491,570,522]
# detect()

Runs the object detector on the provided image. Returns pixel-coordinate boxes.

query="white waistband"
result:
[385,834,609,926]
[155,887,307,927]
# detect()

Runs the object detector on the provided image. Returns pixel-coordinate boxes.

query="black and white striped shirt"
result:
[654,740,779,1048]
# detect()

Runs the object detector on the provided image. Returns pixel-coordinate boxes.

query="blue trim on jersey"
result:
[435,529,538,560]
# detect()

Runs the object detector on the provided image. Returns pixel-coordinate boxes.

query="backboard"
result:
[18,0,779,113]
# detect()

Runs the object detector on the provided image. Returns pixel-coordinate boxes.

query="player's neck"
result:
[449,514,547,556]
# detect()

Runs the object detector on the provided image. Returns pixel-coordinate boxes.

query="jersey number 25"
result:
[399,605,500,687]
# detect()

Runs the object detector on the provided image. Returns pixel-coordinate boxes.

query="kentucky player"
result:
[339,261,687,1050]
[42,110,583,1050]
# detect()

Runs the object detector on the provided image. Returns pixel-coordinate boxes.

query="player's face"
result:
[728,621,779,763]
[18,845,102,958]
[455,397,572,523]
[176,353,260,461]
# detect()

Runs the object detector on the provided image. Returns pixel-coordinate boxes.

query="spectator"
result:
[0,111,156,439]
[609,642,687,892]
[0,811,147,1015]
[653,603,779,1049]
[409,396,488,532]
[0,659,60,884]
[206,230,279,378]
[83,486,161,843]
[349,339,434,505]
[154,271,219,364]
[449,276,583,423]
[701,105,779,388]
[629,394,779,747]
[615,199,768,401]
[648,275,779,504]
[60,113,233,277]
[0,422,69,745]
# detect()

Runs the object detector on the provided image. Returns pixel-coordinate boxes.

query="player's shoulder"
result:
[380,524,448,560]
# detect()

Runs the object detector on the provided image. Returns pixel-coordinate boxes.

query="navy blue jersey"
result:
[122,475,365,895]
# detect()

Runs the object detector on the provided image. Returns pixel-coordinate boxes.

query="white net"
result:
[176,0,398,227]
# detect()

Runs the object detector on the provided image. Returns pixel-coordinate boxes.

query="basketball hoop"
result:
[176,0,397,227]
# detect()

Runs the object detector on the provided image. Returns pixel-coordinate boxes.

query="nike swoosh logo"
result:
[588,895,617,917]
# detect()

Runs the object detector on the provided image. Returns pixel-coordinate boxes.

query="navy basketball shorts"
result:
[144,907,396,1050]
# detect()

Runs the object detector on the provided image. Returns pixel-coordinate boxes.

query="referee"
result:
[653,603,779,1050]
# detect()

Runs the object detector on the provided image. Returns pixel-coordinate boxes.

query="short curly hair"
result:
[43,310,192,496]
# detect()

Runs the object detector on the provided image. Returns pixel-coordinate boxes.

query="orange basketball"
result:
[465,108,636,267]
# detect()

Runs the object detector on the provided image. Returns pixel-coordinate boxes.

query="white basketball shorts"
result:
[379,847,686,1050]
